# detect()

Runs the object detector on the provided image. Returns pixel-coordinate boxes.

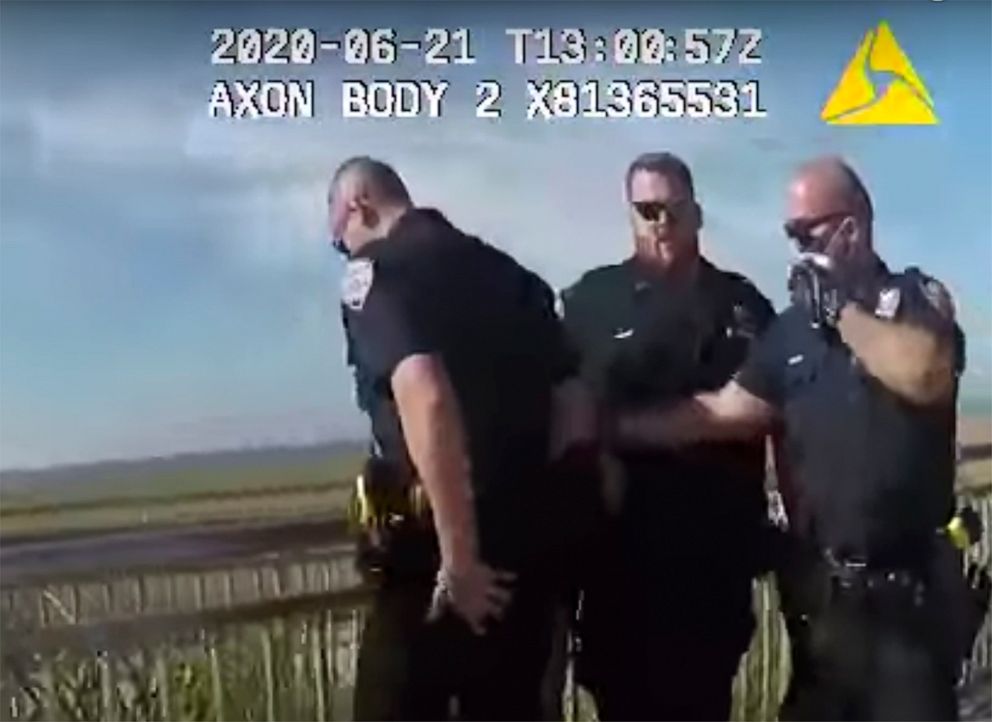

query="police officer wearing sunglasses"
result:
[612,156,970,720]
[559,152,777,720]
[329,157,582,720]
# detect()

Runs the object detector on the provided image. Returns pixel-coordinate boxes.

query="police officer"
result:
[328,157,578,720]
[560,152,777,721]
[612,156,966,720]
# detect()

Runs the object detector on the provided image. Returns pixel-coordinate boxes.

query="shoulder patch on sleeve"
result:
[730,303,759,339]
[920,276,955,320]
[724,273,774,337]
[875,286,902,320]
[341,258,375,311]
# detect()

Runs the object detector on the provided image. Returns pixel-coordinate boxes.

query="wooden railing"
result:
[1,493,989,721]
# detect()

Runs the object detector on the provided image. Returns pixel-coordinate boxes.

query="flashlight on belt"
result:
[943,507,983,551]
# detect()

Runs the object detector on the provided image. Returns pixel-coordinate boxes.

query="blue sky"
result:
[1,0,989,469]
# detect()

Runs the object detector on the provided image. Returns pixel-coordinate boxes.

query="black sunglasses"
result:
[632,199,690,223]
[783,212,848,250]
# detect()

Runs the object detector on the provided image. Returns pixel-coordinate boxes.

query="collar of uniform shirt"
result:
[387,207,455,243]
[625,254,708,292]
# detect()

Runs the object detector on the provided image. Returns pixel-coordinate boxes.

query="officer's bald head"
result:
[788,156,873,225]
[785,156,876,265]
[328,157,412,255]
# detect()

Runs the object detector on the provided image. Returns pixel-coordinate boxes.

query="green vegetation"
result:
[2,580,788,722]
[0,452,363,538]
[1,453,364,511]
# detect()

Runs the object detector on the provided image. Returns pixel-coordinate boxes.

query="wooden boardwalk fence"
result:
[1,493,989,721]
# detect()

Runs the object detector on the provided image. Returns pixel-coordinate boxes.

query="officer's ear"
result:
[838,215,856,242]
[693,201,704,231]
[353,195,379,230]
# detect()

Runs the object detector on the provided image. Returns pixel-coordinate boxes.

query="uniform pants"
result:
[353,575,556,721]
[779,581,959,721]
[575,546,755,722]
[582,625,746,721]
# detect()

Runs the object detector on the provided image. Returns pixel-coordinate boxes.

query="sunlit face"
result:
[627,169,700,270]
[784,176,868,265]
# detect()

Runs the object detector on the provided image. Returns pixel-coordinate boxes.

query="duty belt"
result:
[823,548,926,599]
[820,509,981,595]
[347,466,432,533]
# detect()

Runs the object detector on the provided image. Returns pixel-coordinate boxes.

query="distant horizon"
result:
[2,2,990,469]
[0,436,369,475]
[2,403,990,474]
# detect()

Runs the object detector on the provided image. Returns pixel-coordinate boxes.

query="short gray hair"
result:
[332,156,411,205]
[625,152,695,199]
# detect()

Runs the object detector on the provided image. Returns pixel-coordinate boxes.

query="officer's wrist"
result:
[834,301,859,332]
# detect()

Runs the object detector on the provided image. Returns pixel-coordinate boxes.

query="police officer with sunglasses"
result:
[559,152,778,720]
[329,157,583,720]
[611,156,971,720]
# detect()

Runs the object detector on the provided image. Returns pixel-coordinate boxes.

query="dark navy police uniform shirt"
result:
[736,263,965,565]
[561,257,777,578]
[340,208,574,562]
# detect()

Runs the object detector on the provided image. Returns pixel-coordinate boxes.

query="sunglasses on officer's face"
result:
[632,199,691,223]
[783,212,848,252]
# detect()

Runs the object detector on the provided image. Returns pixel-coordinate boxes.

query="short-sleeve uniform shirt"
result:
[340,208,575,560]
[736,263,964,561]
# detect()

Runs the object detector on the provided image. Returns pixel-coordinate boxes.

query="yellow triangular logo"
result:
[821,21,938,125]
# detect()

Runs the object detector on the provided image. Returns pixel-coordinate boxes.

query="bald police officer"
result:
[560,152,777,721]
[329,157,578,720]
[612,157,966,720]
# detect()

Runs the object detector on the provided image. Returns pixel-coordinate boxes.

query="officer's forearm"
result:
[614,398,707,449]
[614,393,760,449]
[392,356,479,571]
[613,380,775,450]
[549,377,599,459]
[837,304,956,406]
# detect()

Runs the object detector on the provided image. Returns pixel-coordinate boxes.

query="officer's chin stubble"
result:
[632,217,693,274]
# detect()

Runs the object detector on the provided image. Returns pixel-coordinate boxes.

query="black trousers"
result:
[575,550,755,722]
[353,575,557,721]
[780,580,960,721]
[580,623,747,721]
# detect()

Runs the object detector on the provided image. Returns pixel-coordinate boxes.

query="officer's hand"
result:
[426,560,516,635]
[788,253,849,328]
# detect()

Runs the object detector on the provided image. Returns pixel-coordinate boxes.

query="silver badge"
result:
[875,287,901,320]
[342,259,375,311]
